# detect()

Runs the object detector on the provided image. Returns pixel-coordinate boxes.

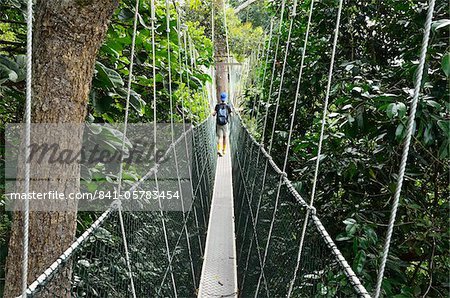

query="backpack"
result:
[217,104,229,126]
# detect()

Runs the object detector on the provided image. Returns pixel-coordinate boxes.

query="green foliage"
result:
[89,0,213,124]
[242,0,449,296]
[232,0,271,29]
[186,0,264,62]
[0,0,215,294]
[226,7,264,61]
[441,52,450,77]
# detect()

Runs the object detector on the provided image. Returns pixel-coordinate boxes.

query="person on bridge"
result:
[213,92,232,156]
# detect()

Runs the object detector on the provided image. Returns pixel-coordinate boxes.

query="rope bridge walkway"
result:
[15,0,436,295]
[23,119,217,297]
[22,116,373,298]
[198,140,238,297]
[231,116,369,297]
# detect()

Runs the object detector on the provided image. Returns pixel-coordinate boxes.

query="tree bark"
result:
[4,0,118,297]
[214,0,229,103]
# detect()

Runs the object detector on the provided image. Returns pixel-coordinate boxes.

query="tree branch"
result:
[0,40,25,46]
[234,0,258,14]
[0,19,25,25]
[422,238,436,297]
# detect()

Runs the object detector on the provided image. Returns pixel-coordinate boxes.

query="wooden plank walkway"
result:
[198,148,238,297]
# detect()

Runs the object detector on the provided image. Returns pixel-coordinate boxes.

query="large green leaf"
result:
[95,62,124,89]
[0,56,19,82]
[395,123,405,141]
[432,19,450,31]
[437,120,450,135]
[441,52,450,77]
[386,102,406,119]
[353,250,366,273]
[117,87,146,115]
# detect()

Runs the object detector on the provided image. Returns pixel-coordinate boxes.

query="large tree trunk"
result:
[214,0,229,103]
[4,1,118,296]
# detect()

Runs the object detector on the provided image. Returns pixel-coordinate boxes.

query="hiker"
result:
[212,92,232,156]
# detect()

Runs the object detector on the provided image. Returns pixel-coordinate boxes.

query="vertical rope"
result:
[241,2,286,293]
[291,0,344,295]
[115,0,141,296]
[178,22,202,210]
[151,0,178,295]
[374,1,435,297]
[260,0,286,144]
[166,0,197,289]
[309,0,343,211]
[260,19,274,99]
[267,0,298,153]
[249,42,263,117]
[255,0,298,295]
[252,19,274,121]
[284,0,315,295]
[22,0,33,295]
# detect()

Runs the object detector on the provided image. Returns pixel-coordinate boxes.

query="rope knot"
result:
[280,171,287,178]
[309,206,317,215]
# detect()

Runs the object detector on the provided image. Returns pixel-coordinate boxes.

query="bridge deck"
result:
[198,149,238,297]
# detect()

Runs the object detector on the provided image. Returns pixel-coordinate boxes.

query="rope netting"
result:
[15,0,437,295]
[23,118,216,297]
[231,0,436,295]
[18,0,218,296]
[230,115,370,297]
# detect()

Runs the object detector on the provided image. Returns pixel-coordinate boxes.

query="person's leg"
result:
[222,124,229,155]
[216,125,224,155]
[222,135,227,155]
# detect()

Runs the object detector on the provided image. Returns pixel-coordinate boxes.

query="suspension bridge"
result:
[8,0,437,296]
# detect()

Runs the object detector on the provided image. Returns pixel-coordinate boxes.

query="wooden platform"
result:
[198,149,238,297]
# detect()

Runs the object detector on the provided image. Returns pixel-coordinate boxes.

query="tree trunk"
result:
[214,0,229,103]
[4,0,118,297]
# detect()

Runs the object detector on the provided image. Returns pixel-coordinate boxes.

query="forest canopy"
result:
[0,0,448,296]
[239,0,449,296]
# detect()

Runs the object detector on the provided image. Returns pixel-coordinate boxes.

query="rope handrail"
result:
[22,116,212,296]
[234,113,370,297]
[311,215,370,297]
